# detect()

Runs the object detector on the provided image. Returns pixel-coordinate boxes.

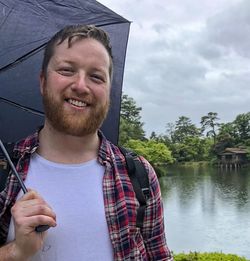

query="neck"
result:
[37,123,100,164]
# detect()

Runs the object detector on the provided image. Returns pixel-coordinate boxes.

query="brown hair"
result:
[41,24,113,79]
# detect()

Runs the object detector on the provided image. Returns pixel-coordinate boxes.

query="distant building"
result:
[218,148,248,170]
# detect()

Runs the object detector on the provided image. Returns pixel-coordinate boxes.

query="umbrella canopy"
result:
[0,0,130,144]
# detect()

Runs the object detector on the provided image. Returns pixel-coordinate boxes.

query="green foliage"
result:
[119,94,145,145]
[215,123,236,154]
[125,139,174,165]
[245,146,250,161]
[169,137,213,162]
[214,112,250,156]
[233,112,250,144]
[171,116,200,143]
[174,252,249,261]
[218,122,236,140]
[164,116,206,162]
[118,93,250,163]
[200,112,220,144]
[150,131,157,140]
[150,132,172,147]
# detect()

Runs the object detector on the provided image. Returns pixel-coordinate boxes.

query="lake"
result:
[160,164,250,259]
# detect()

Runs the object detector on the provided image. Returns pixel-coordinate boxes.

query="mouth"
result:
[66,98,88,108]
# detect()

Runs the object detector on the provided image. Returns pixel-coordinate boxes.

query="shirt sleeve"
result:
[140,157,173,260]
[0,174,12,246]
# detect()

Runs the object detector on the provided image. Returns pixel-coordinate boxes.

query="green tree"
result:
[218,122,236,140]
[171,116,200,143]
[119,94,145,145]
[125,139,174,165]
[150,131,157,140]
[215,112,250,150]
[165,117,214,162]
[233,112,250,144]
[165,122,175,142]
[200,112,220,144]
[172,136,213,162]
[215,122,236,154]
[149,132,172,147]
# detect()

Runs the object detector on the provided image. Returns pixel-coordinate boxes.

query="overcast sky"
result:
[100,0,250,136]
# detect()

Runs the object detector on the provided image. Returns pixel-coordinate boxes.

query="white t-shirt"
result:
[7,153,113,261]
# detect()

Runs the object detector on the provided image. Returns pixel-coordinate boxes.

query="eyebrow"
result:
[57,60,75,65]
[53,57,109,73]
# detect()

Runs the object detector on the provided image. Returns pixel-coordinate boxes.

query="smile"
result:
[67,98,88,108]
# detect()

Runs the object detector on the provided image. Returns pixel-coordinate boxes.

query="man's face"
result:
[40,38,111,136]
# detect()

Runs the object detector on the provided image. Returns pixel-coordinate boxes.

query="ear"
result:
[39,71,46,95]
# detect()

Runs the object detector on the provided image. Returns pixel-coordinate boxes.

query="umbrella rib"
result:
[0,42,46,74]
[97,20,131,27]
[0,19,130,74]
[0,97,44,116]
[0,5,14,29]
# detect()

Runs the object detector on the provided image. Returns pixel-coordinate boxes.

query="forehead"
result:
[51,38,111,68]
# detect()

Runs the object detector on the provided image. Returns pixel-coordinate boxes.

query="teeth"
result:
[68,99,87,108]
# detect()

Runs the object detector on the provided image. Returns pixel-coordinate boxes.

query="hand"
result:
[10,189,57,260]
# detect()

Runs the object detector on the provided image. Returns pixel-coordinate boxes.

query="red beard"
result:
[42,87,109,136]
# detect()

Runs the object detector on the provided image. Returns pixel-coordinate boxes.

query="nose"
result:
[71,72,90,93]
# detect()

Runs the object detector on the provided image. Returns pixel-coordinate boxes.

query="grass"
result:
[177,161,211,167]
[174,252,249,261]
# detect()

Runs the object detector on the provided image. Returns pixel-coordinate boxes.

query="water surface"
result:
[160,165,250,259]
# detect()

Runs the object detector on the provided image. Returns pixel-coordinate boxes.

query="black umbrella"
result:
[0,0,130,145]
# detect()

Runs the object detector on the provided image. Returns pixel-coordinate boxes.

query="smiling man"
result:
[0,25,173,260]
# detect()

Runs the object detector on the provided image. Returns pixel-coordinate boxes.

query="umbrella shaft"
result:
[0,139,27,193]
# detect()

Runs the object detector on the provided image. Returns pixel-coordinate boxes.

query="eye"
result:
[58,67,75,76]
[91,74,105,83]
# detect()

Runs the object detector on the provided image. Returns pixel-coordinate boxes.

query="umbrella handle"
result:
[35,225,50,232]
[0,139,50,233]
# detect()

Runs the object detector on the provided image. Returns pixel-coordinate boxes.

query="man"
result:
[0,25,173,260]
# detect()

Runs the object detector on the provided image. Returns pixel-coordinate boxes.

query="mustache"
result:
[63,92,95,104]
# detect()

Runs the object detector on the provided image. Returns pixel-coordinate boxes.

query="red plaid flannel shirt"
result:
[0,129,173,260]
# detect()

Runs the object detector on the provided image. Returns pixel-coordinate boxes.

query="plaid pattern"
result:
[0,129,173,260]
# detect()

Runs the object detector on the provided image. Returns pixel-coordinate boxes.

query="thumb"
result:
[19,189,41,201]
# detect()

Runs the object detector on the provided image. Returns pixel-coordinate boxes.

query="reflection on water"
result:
[160,165,250,259]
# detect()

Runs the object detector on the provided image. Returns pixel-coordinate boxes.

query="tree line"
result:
[119,94,250,167]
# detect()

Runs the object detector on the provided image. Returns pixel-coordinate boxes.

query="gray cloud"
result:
[206,0,250,58]
[101,0,250,136]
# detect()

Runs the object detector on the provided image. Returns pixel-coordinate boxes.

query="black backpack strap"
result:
[0,162,8,192]
[119,146,150,229]
[0,142,16,191]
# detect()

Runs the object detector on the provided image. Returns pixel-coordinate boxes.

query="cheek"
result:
[45,76,69,94]
[53,76,66,86]
[48,71,72,86]
[96,87,110,103]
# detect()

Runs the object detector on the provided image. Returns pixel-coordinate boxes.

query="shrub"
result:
[174,252,249,261]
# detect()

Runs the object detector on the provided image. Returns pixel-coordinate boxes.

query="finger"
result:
[15,198,48,209]
[19,190,42,202]
[28,215,57,229]
[17,190,53,210]
[15,215,57,230]
[18,204,56,220]
[11,200,56,222]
